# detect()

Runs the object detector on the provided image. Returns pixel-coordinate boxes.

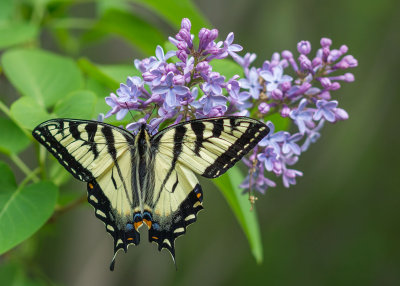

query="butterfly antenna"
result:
[124,102,137,122]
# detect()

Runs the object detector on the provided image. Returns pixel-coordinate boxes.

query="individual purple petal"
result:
[282,132,303,155]
[313,99,338,122]
[282,168,303,188]
[260,66,292,91]
[258,121,285,153]
[302,119,324,151]
[257,147,278,172]
[202,72,225,95]
[239,67,262,99]
[289,99,314,134]
[333,107,349,121]
[233,52,257,70]
[223,32,243,58]
[152,72,189,107]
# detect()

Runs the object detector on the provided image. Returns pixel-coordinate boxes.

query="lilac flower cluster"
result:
[105,18,244,133]
[236,38,357,192]
[104,18,358,195]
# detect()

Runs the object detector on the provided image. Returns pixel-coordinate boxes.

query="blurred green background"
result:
[1,0,399,285]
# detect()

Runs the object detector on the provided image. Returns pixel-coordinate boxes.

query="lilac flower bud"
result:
[299,54,312,71]
[271,52,280,67]
[196,61,210,73]
[181,18,191,31]
[280,81,291,92]
[281,105,290,117]
[319,91,331,100]
[258,102,270,114]
[320,37,332,47]
[280,59,289,69]
[165,63,178,74]
[330,82,341,90]
[322,47,330,61]
[328,73,355,82]
[173,74,185,85]
[281,50,293,60]
[340,45,348,54]
[176,50,188,62]
[178,29,191,44]
[334,108,349,121]
[320,77,332,88]
[312,57,322,67]
[209,29,219,42]
[343,55,358,67]
[198,28,209,50]
[282,50,298,72]
[344,73,355,82]
[327,49,342,62]
[177,41,188,51]
[297,41,311,55]
[142,71,156,82]
[271,88,283,100]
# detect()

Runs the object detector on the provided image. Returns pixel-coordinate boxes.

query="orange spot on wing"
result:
[152,236,158,240]
[127,237,134,241]
[88,183,94,189]
[143,219,152,229]
[196,193,202,198]
[134,221,143,231]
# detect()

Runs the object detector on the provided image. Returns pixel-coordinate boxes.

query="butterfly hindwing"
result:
[145,152,204,258]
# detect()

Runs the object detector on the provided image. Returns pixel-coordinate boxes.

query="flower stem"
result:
[18,168,41,189]
[10,154,40,183]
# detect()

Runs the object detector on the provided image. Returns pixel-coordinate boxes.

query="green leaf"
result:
[129,0,210,31]
[0,23,39,49]
[53,90,97,119]
[212,59,244,79]
[98,64,140,83]
[78,58,120,90]
[265,112,291,131]
[85,9,165,56]
[10,97,53,130]
[0,0,14,23]
[1,49,84,107]
[0,118,30,154]
[213,165,263,263]
[0,162,58,255]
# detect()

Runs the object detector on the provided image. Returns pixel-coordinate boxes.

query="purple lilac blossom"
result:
[103,18,357,196]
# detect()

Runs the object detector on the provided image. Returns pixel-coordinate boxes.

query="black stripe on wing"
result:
[32,119,135,182]
[201,119,269,178]
[148,184,204,261]
[33,120,95,181]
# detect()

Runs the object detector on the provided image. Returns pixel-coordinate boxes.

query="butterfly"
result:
[32,116,269,270]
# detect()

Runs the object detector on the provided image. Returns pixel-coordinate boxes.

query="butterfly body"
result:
[32,116,269,270]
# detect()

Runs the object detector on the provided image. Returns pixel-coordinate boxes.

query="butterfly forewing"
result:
[32,119,133,181]
[152,117,270,178]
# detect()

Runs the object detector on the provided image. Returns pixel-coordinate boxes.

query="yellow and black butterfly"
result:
[32,116,269,270]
